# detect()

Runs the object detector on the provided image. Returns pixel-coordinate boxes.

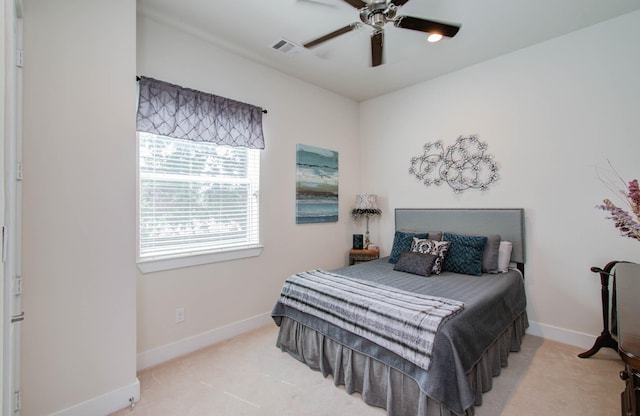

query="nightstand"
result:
[349,248,379,266]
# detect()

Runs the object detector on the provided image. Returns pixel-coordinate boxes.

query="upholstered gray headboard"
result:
[395,208,526,264]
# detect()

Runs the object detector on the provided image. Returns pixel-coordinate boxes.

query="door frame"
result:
[3,0,22,414]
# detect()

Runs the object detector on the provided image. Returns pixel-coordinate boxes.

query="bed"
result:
[271,208,527,416]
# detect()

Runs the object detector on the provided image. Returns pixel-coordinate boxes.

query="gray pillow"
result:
[482,234,502,273]
[393,251,438,276]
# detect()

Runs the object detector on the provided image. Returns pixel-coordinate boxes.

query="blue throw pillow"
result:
[388,231,428,263]
[442,232,488,276]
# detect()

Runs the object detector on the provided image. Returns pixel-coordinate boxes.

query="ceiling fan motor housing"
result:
[360,3,398,28]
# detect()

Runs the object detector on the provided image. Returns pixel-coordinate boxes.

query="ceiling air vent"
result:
[270,39,303,57]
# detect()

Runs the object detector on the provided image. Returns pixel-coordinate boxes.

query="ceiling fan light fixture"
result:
[427,33,443,43]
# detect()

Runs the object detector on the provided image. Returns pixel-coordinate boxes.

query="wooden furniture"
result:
[578,260,624,358]
[620,356,640,416]
[616,263,640,416]
[349,248,379,265]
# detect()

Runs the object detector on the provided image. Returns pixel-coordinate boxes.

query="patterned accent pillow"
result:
[410,238,451,275]
[393,251,438,276]
[388,231,429,263]
[442,233,488,276]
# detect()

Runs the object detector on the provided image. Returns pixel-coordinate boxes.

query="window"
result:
[137,132,260,271]
[135,76,265,271]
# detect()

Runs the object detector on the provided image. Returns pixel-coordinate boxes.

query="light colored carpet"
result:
[111,325,623,416]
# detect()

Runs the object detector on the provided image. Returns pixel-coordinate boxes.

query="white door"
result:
[2,0,23,414]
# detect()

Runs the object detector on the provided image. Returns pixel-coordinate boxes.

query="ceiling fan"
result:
[302,0,461,67]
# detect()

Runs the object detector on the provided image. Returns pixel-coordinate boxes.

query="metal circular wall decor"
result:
[408,135,499,193]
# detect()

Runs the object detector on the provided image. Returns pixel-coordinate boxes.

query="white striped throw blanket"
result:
[278,269,464,371]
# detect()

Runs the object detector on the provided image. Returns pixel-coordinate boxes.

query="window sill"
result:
[137,245,263,274]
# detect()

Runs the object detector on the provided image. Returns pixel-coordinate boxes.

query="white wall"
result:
[360,11,640,347]
[135,16,361,362]
[18,4,639,413]
[22,1,138,415]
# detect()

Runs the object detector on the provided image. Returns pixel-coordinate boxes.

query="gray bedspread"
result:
[278,269,464,371]
[271,257,527,415]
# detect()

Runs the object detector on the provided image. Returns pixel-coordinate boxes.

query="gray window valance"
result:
[136,76,265,149]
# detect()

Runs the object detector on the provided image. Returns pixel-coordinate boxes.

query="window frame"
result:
[136,132,262,273]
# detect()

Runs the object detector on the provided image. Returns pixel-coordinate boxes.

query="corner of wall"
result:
[49,379,140,416]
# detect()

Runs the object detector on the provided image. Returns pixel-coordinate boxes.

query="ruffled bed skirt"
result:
[275,311,528,416]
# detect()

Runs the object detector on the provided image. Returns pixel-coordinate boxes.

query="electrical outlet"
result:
[175,307,185,323]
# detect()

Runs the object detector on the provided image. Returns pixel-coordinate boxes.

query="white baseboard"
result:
[136,316,597,372]
[526,320,597,350]
[50,378,140,416]
[45,317,594,416]
[137,312,273,371]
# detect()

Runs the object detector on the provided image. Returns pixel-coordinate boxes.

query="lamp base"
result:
[364,216,371,247]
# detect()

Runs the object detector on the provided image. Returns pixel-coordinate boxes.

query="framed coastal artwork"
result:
[296,144,339,224]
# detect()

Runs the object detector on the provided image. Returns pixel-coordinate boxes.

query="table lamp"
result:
[351,194,382,248]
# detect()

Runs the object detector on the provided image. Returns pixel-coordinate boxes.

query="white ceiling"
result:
[137,0,640,101]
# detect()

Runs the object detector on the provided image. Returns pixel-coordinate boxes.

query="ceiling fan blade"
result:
[342,0,367,8]
[303,23,359,48]
[390,0,411,6]
[371,30,384,67]
[394,15,461,38]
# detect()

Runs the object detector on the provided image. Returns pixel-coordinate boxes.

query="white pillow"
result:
[497,241,513,272]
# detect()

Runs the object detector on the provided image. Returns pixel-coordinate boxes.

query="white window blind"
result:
[138,132,260,260]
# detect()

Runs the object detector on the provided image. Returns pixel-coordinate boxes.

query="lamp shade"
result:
[355,194,378,210]
[352,194,382,219]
